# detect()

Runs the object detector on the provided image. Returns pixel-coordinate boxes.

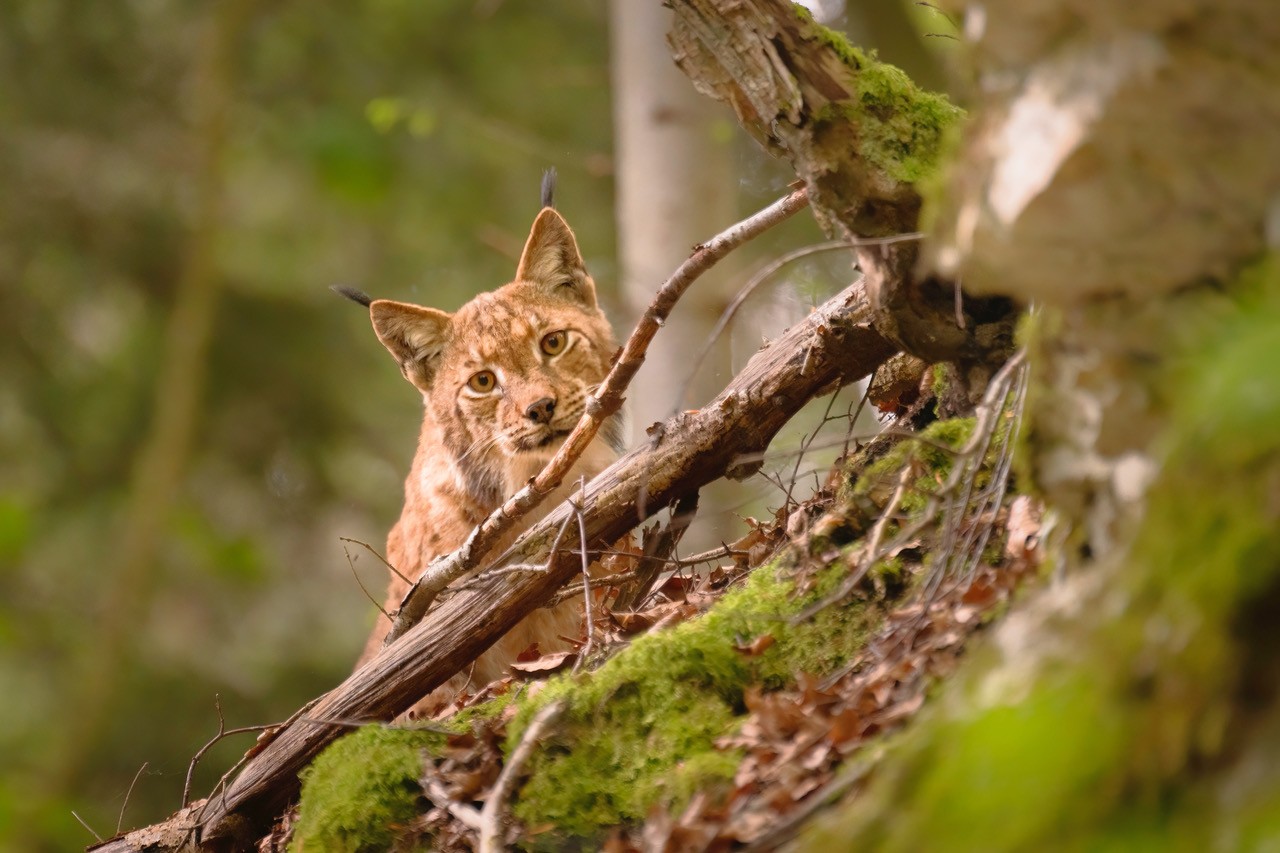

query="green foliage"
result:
[0,0,614,844]
[292,725,444,852]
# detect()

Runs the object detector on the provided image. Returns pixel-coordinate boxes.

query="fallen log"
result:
[92,280,897,852]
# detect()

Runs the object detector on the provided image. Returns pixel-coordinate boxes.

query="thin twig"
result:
[589,545,746,568]
[188,694,323,824]
[786,386,845,513]
[842,369,876,459]
[344,544,390,618]
[571,479,594,675]
[117,762,149,834]
[741,751,878,853]
[339,536,412,586]
[72,811,104,843]
[384,188,811,646]
[794,461,914,622]
[184,696,278,808]
[482,510,575,578]
[478,700,566,853]
[674,239,853,410]
[423,769,483,831]
[731,425,967,468]
[673,543,747,567]
[548,570,639,606]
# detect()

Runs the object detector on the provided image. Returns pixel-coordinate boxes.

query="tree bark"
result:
[795,0,1280,846]
[667,0,1016,376]
[610,0,738,427]
[93,281,896,852]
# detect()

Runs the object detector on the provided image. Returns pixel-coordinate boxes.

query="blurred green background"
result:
[0,1,947,847]
[1,2,622,846]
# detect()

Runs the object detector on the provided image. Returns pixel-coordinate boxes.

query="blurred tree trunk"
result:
[669,0,1280,846]
[36,0,251,834]
[609,0,736,435]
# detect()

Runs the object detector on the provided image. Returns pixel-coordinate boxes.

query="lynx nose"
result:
[525,397,556,424]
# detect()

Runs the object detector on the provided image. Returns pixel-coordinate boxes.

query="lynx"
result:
[339,174,619,716]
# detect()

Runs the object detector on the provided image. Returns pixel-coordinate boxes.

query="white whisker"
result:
[457,432,502,465]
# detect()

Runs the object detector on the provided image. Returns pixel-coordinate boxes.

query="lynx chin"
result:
[340,172,620,716]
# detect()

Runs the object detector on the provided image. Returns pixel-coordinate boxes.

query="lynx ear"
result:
[369,299,451,388]
[515,208,597,308]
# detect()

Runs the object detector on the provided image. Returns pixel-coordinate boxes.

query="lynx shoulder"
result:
[346,176,619,715]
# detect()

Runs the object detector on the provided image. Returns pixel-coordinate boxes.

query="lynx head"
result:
[363,202,617,505]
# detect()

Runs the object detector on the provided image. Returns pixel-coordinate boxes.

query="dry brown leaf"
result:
[509,650,576,676]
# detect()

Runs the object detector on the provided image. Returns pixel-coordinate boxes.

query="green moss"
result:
[854,417,975,512]
[929,362,953,401]
[291,724,444,852]
[510,556,886,843]
[855,64,962,184]
[794,3,963,185]
[794,4,869,71]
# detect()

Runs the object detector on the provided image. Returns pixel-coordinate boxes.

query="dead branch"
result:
[119,763,149,835]
[667,0,1016,368]
[339,536,412,586]
[570,482,595,675]
[423,770,483,833]
[478,700,565,853]
[93,269,895,852]
[183,696,277,808]
[612,491,700,612]
[384,187,811,648]
[73,813,105,845]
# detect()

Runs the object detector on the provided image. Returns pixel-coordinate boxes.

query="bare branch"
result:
[478,701,565,853]
[344,544,391,619]
[674,239,853,410]
[183,695,278,808]
[570,483,594,675]
[423,771,483,832]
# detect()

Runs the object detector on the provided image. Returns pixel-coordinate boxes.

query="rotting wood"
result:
[90,280,897,852]
[667,0,1016,371]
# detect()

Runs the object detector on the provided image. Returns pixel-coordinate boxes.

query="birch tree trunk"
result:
[610,0,737,432]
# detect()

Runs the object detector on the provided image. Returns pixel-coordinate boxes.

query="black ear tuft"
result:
[541,167,557,210]
[331,285,373,307]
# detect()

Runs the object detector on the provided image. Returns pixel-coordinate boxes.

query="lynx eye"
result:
[467,370,497,393]
[540,330,567,356]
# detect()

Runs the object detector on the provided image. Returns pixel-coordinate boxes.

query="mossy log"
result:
[91,282,896,852]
